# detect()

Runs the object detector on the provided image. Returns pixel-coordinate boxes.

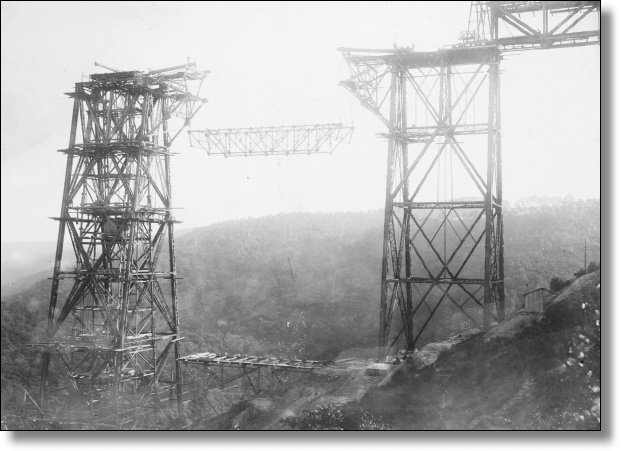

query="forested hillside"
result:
[1,200,600,419]
[174,211,384,360]
[1,241,56,297]
[171,199,599,360]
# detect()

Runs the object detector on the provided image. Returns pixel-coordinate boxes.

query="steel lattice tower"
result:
[340,1,599,360]
[340,46,504,357]
[36,64,207,429]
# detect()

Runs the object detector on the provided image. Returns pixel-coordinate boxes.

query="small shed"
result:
[522,287,557,312]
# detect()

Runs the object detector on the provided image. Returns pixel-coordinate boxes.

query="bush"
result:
[551,263,599,292]
[283,404,345,430]
[356,409,395,430]
[574,262,600,278]
[573,269,586,278]
[550,277,570,292]
[282,404,395,430]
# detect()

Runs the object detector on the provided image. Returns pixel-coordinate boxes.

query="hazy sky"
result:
[1,1,600,243]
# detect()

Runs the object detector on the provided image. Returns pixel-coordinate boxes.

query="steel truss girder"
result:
[188,123,354,157]
[340,46,505,359]
[462,1,600,50]
[37,64,207,429]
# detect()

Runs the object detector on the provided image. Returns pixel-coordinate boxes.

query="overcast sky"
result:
[1,1,600,243]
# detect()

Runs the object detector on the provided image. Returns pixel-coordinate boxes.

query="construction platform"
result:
[179,352,327,370]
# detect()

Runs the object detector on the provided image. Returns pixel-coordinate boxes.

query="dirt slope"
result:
[204,271,600,430]
[355,271,601,430]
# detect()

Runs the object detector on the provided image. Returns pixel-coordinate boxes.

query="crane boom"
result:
[189,123,354,157]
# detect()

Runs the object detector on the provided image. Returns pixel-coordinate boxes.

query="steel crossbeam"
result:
[460,1,600,50]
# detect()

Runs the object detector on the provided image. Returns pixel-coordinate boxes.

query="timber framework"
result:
[180,352,326,428]
[33,64,208,429]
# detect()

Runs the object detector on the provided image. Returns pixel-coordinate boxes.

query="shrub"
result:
[550,277,570,292]
[283,404,345,430]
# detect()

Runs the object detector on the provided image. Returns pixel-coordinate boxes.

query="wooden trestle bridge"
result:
[180,352,328,428]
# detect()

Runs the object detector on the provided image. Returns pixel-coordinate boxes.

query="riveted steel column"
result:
[378,62,398,360]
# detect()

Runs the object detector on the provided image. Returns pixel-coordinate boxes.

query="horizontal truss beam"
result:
[189,123,353,157]
[459,1,600,51]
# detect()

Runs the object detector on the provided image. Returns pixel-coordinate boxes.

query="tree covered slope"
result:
[1,200,600,424]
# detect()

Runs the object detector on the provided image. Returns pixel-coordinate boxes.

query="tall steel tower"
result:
[340,0,600,359]
[339,46,504,357]
[36,64,207,429]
